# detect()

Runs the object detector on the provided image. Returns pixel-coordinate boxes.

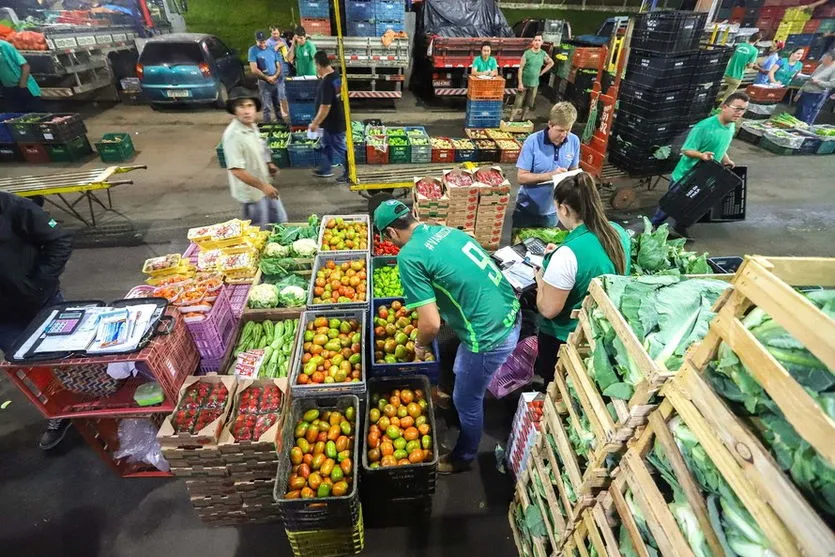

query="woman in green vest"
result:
[768,48,805,87]
[534,172,632,382]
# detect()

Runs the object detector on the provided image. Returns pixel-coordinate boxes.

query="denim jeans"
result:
[242,196,288,227]
[795,91,828,125]
[511,208,557,230]
[257,80,282,122]
[316,130,347,179]
[451,317,521,463]
[651,179,682,227]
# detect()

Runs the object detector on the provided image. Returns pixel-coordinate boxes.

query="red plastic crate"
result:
[73,415,173,478]
[572,47,604,70]
[745,84,788,103]
[730,6,745,22]
[1,310,199,419]
[366,143,389,164]
[431,146,455,163]
[300,17,331,36]
[759,6,786,18]
[815,3,835,17]
[20,142,50,164]
[803,19,821,32]
[756,18,777,37]
[433,55,472,68]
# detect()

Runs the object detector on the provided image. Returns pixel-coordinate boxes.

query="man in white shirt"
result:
[221,88,288,226]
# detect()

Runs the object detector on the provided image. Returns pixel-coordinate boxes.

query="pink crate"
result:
[488,336,538,398]
[182,242,200,266]
[227,284,250,319]
[185,286,235,360]
[125,285,154,299]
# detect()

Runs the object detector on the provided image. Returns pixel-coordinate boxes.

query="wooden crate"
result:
[560,506,613,557]
[604,472,659,557]
[660,256,835,556]
[545,345,614,511]
[526,433,572,547]
[509,481,552,557]
[241,267,312,319]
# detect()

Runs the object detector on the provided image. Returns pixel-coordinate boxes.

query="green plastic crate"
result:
[388,142,411,164]
[46,135,93,162]
[272,147,290,168]
[95,133,135,162]
[759,136,797,156]
[216,142,226,168]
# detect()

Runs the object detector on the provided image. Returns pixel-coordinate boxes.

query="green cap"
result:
[373,199,411,232]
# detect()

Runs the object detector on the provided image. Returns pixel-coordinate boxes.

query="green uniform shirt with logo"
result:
[521,49,547,87]
[538,223,632,341]
[398,224,520,353]
[671,115,735,183]
[725,43,759,80]
[294,41,317,76]
[473,55,498,73]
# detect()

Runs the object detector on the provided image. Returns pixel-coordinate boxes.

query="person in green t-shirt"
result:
[535,172,632,383]
[768,48,805,86]
[717,32,761,103]
[373,200,521,474]
[288,26,317,77]
[471,42,498,77]
[0,39,42,112]
[512,35,554,121]
[650,91,749,237]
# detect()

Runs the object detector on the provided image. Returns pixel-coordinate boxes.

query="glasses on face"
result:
[727,105,747,112]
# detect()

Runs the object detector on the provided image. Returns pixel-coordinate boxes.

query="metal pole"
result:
[333,0,357,185]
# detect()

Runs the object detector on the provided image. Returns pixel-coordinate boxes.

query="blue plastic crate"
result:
[285,78,320,102]
[369,297,441,383]
[375,0,404,22]
[299,0,330,19]
[346,0,375,21]
[376,21,405,35]
[464,115,502,129]
[288,143,322,168]
[0,113,23,144]
[289,102,316,126]
[455,148,478,162]
[348,19,376,37]
[465,99,503,117]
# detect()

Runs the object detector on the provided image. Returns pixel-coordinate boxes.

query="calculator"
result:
[523,238,547,256]
[44,310,85,336]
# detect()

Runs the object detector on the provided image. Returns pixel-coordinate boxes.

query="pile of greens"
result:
[565,376,596,459]
[619,489,661,557]
[705,289,835,521]
[586,276,730,403]
[268,214,320,245]
[648,417,777,557]
[514,228,569,245]
[260,215,320,282]
[631,217,712,276]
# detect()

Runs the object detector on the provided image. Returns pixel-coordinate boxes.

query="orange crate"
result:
[467,75,506,100]
[366,143,389,164]
[745,84,788,103]
[300,17,331,36]
[572,47,604,70]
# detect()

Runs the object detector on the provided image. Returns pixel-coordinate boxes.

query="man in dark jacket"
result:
[0,191,74,449]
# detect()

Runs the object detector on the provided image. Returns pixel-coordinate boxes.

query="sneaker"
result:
[438,459,472,475]
[39,418,70,450]
[312,170,335,178]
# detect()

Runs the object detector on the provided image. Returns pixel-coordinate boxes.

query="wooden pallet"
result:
[661,256,835,557]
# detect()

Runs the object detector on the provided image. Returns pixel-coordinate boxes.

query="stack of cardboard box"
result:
[442,168,479,232]
[473,166,511,251]
[412,176,448,226]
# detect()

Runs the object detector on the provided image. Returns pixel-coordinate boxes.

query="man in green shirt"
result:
[650,91,748,236]
[512,35,554,121]
[288,26,317,77]
[374,200,521,474]
[472,42,498,77]
[0,39,42,112]
[717,32,760,103]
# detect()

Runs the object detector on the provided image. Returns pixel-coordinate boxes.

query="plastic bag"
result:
[112,418,170,472]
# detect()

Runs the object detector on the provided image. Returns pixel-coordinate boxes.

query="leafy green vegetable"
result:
[631,217,712,276]
[260,257,309,280]
[515,228,569,245]
[269,214,320,245]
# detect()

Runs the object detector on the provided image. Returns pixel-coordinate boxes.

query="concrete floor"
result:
[1,94,834,557]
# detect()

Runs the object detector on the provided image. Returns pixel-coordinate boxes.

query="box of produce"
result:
[387,134,411,164]
[499,120,534,134]
[369,299,440,379]
[452,138,477,162]
[96,132,135,162]
[371,256,403,300]
[431,136,455,163]
[8,113,50,143]
[412,176,448,206]
[486,129,514,141]
[218,378,288,453]
[308,253,369,309]
[187,219,252,249]
[405,126,428,140]
[361,375,439,497]
[290,310,366,398]
[257,216,320,281]
[365,124,386,137]
[763,128,805,149]
[245,272,308,312]
[158,375,238,447]
[35,113,86,142]
[274,394,361,531]
[373,233,400,256]
[366,136,389,165]
[442,168,479,199]
[474,139,499,162]
[496,139,522,163]
[317,214,370,253]
[473,165,511,194]
[464,128,492,140]
[142,253,186,276]
[228,314,300,379]
[217,249,259,283]
[811,124,835,154]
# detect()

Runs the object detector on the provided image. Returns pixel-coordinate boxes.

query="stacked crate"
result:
[774,5,813,42]
[464,99,503,129]
[442,168,479,232]
[345,0,376,37]
[472,165,510,251]
[286,77,319,127]
[505,392,544,478]
[345,0,404,37]
[299,0,331,36]
[610,11,723,176]
[2,113,92,164]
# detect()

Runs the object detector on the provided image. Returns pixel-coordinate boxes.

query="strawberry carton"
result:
[473,165,511,195]
[158,375,237,448]
[218,378,288,455]
[413,176,449,207]
[443,168,480,198]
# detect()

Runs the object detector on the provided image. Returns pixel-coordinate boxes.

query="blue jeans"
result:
[0,291,64,357]
[242,196,288,227]
[257,80,283,122]
[651,179,682,228]
[795,91,828,125]
[511,208,557,230]
[316,130,347,179]
[451,317,521,463]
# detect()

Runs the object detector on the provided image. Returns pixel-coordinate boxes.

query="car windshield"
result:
[140,42,204,65]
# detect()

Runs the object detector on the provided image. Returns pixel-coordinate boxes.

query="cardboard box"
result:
[190,493,243,509]
[443,168,480,198]
[158,375,237,448]
[169,465,229,478]
[422,217,447,226]
[218,378,288,455]
[185,478,237,497]
[223,450,279,464]
[234,478,275,495]
[472,165,512,195]
[412,176,449,207]
[478,192,511,206]
[226,460,277,481]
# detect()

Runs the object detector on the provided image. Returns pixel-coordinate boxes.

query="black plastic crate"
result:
[361,375,439,497]
[0,143,22,163]
[688,84,721,117]
[8,114,50,143]
[609,139,679,176]
[630,12,705,55]
[35,113,86,144]
[699,165,747,223]
[707,256,743,274]
[796,131,823,155]
[633,10,708,35]
[274,394,362,532]
[361,494,432,529]
[625,52,699,90]
[619,83,691,120]
[612,120,688,149]
[660,160,742,227]
[613,110,685,136]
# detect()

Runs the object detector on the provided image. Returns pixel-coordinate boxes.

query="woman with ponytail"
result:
[534,172,632,382]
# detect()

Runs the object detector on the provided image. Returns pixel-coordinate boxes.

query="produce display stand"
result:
[0,164,147,227]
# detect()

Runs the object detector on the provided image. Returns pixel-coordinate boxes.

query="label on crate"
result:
[76,35,97,47]
[53,36,77,49]
[112,33,127,42]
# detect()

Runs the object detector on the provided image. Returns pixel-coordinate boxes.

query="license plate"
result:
[166,89,191,98]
